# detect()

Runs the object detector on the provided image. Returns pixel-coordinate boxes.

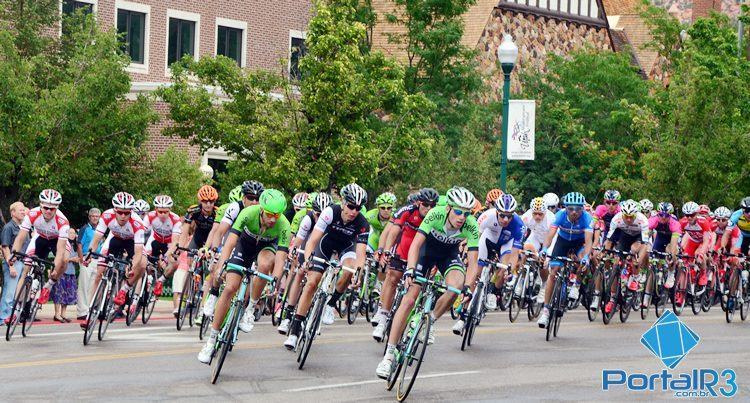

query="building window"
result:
[167,18,196,65]
[117,9,145,64]
[62,0,93,16]
[289,35,306,81]
[217,26,242,66]
[502,0,600,20]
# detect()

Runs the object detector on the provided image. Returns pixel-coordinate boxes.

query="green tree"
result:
[130,147,206,214]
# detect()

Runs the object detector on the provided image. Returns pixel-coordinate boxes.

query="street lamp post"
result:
[497,34,519,192]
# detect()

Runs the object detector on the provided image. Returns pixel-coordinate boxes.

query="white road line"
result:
[283,370,481,393]
[27,325,174,337]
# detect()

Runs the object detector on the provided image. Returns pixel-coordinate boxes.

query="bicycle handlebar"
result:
[11,251,54,267]
[414,275,462,294]
[87,251,132,266]
[310,256,357,274]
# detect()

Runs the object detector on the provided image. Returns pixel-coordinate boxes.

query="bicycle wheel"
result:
[741,283,750,321]
[142,288,157,325]
[210,301,241,384]
[527,273,542,320]
[619,291,632,323]
[396,313,430,402]
[498,285,512,311]
[726,296,736,323]
[602,273,617,325]
[655,277,668,318]
[98,281,117,341]
[83,279,106,345]
[271,272,288,327]
[298,294,324,370]
[701,286,713,313]
[191,281,204,327]
[588,270,602,322]
[176,274,193,331]
[125,286,140,326]
[509,287,521,323]
[546,277,561,341]
[672,268,686,316]
[22,296,40,337]
[640,271,654,320]
[346,288,360,325]
[6,278,30,341]
[690,286,702,316]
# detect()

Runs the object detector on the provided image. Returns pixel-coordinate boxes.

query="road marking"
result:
[27,325,174,337]
[283,370,481,392]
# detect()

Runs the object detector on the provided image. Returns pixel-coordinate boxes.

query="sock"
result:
[285,305,295,318]
[158,275,166,283]
[210,287,220,297]
[209,328,219,339]
[327,290,343,307]
[44,279,56,288]
[384,343,396,360]
[290,314,305,336]
[121,282,132,291]
[377,308,387,316]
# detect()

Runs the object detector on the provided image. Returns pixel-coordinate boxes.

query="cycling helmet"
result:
[112,192,135,209]
[39,189,62,206]
[312,192,332,213]
[603,190,621,202]
[292,192,309,209]
[446,186,476,210]
[530,197,546,213]
[134,199,150,213]
[543,193,559,208]
[620,199,640,215]
[153,195,174,209]
[714,206,731,219]
[562,192,585,207]
[407,192,419,205]
[639,199,653,214]
[437,195,447,207]
[259,189,287,214]
[340,183,367,206]
[698,204,710,216]
[242,180,265,197]
[740,197,750,209]
[197,185,218,202]
[472,200,483,215]
[682,201,699,215]
[376,192,397,207]
[494,194,517,213]
[657,202,674,215]
[306,192,318,209]
[485,188,503,205]
[228,186,243,203]
[417,188,439,204]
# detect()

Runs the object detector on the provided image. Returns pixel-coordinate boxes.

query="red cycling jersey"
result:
[96,209,146,244]
[20,207,70,240]
[679,217,712,244]
[392,205,425,260]
[143,210,182,244]
[712,222,739,251]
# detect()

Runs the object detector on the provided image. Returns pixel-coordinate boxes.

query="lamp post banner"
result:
[507,100,535,161]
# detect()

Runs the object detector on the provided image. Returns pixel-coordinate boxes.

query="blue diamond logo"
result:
[640,310,700,369]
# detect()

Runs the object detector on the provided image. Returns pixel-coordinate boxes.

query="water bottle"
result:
[147,274,154,288]
[742,270,749,284]
[31,278,40,295]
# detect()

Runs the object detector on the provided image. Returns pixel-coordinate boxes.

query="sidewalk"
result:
[12,298,177,326]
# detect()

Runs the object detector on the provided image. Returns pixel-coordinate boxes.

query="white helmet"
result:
[112,192,136,210]
[292,192,309,209]
[153,195,174,209]
[714,206,731,219]
[639,199,653,213]
[620,199,640,215]
[39,189,62,206]
[134,199,150,213]
[446,186,476,210]
[312,192,332,213]
[543,193,559,208]
[682,201,699,215]
[340,183,367,206]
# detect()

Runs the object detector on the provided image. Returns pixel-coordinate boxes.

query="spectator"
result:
[52,228,78,322]
[1,202,28,323]
[76,207,100,320]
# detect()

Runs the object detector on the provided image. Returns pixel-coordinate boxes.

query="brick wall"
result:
[476,9,613,99]
[692,0,721,21]
[145,101,201,162]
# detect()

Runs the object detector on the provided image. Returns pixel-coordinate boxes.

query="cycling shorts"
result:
[100,236,134,264]
[309,234,357,273]
[652,234,672,253]
[524,233,545,251]
[24,235,60,262]
[616,231,644,252]
[549,236,584,267]
[226,234,277,275]
[144,237,168,258]
[388,256,407,273]
[414,243,465,279]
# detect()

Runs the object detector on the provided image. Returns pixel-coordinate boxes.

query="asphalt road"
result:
[1,301,748,402]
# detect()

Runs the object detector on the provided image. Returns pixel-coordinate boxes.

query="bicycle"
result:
[296,256,356,370]
[5,252,53,341]
[270,248,298,327]
[642,250,671,320]
[125,255,162,326]
[509,250,543,323]
[175,246,208,331]
[275,249,306,334]
[83,252,131,345]
[672,254,702,316]
[586,248,615,322]
[347,254,379,325]
[724,253,749,323]
[601,249,639,325]
[208,261,274,384]
[457,259,498,350]
[379,277,407,350]
[545,256,577,341]
[700,251,718,313]
[386,273,462,401]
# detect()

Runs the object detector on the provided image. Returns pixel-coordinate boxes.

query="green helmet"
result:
[437,195,447,207]
[375,192,397,207]
[228,186,243,203]
[306,192,318,209]
[259,189,287,214]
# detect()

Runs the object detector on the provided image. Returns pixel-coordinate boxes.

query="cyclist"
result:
[646,202,681,291]
[205,181,263,252]
[521,197,556,298]
[84,192,147,309]
[142,195,182,299]
[543,193,560,214]
[372,188,438,340]
[375,186,479,379]
[676,201,712,306]
[537,192,594,329]
[453,193,524,333]
[640,199,654,217]
[134,199,150,220]
[197,189,291,363]
[593,190,621,248]
[485,188,503,211]
[366,193,397,254]
[9,189,70,308]
[276,192,332,334]
[601,199,650,313]
[283,183,370,349]
[289,192,312,235]
[725,197,750,256]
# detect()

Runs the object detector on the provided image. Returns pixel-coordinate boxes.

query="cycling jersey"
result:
[521,209,556,248]
[217,201,248,226]
[678,217,712,244]
[290,208,308,235]
[96,209,146,243]
[477,209,525,262]
[606,212,649,243]
[226,205,291,273]
[648,215,681,253]
[143,211,182,244]
[729,210,750,236]
[20,207,70,240]
[184,205,217,248]
[295,211,317,241]
[551,210,594,241]
[417,206,479,252]
[391,204,425,261]
[712,222,739,251]
[594,204,620,234]
[310,205,369,272]
[365,208,388,251]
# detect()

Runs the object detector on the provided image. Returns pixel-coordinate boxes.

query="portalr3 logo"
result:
[602,310,738,398]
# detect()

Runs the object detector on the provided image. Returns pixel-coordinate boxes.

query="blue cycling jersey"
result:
[497,214,526,249]
[552,210,593,241]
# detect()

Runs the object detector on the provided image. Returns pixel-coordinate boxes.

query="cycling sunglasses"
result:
[743,207,750,214]
[605,201,619,205]
[115,210,131,216]
[41,205,57,212]
[657,212,670,218]
[684,213,696,218]
[566,206,583,213]
[498,213,514,219]
[379,206,393,211]
[345,203,361,211]
[263,209,281,219]
[623,213,636,219]
[245,194,259,202]
[421,202,436,208]
[451,208,471,217]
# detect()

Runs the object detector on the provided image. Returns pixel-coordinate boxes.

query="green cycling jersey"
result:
[215,202,231,223]
[290,208,308,235]
[365,208,389,250]
[417,205,479,250]
[230,204,291,250]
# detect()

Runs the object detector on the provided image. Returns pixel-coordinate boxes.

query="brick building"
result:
[61,0,312,171]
